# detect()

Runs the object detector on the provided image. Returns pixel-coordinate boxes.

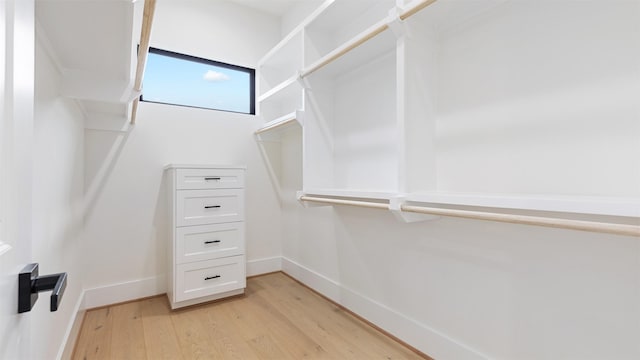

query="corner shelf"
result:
[304,0,396,68]
[255,111,303,202]
[258,29,304,99]
[302,188,395,202]
[255,111,302,142]
[302,19,396,78]
[258,76,304,126]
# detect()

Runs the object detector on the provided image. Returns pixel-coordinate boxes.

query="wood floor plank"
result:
[140,296,184,360]
[110,301,147,359]
[240,288,330,359]
[170,306,217,359]
[74,273,429,360]
[250,276,363,359]
[220,293,293,359]
[72,307,113,360]
[257,274,425,359]
[199,299,264,359]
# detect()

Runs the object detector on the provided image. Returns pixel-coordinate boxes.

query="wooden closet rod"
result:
[299,195,640,237]
[401,205,640,237]
[130,0,157,125]
[300,22,389,78]
[399,0,439,21]
[300,0,439,78]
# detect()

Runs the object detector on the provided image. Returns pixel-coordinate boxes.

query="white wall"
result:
[32,38,86,359]
[435,1,640,197]
[82,1,281,305]
[282,207,639,359]
[153,0,280,68]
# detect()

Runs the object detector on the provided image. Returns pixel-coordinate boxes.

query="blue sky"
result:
[143,52,251,113]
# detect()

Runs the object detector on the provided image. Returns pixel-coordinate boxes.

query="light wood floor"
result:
[73,272,429,359]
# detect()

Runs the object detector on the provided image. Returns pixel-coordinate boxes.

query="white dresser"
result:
[165,164,246,309]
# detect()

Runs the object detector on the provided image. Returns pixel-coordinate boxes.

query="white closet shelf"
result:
[406,0,508,33]
[305,0,393,34]
[406,192,640,218]
[255,111,301,139]
[258,75,301,103]
[260,0,333,65]
[302,188,395,201]
[259,29,302,68]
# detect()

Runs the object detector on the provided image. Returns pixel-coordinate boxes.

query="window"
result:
[141,48,255,114]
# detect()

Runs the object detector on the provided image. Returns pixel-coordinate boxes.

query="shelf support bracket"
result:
[386,6,410,39]
[389,196,438,223]
[297,71,311,90]
[296,191,331,208]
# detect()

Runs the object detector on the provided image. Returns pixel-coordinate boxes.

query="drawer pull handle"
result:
[204,205,221,209]
[204,240,221,245]
[204,275,221,281]
[204,177,221,181]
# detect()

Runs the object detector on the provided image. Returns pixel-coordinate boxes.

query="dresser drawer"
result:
[175,256,246,302]
[176,168,244,190]
[176,189,244,227]
[176,223,244,264]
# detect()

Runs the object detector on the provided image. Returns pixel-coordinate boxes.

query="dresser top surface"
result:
[164,164,247,170]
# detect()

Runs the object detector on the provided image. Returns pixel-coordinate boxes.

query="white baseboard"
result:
[247,256,282,276]
[57,289,86,360]
[81,257,281,310]
[80,256,283,310]
[83,275,167,309]
[281,257,342,302]
[281,257,489,360]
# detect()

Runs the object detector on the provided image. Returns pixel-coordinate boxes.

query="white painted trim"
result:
[75,256,278,307]
[247,256,282,276]
[281,256,490,360]
[0,242,11,257]
[35,19,65,75]
[83,112,130,132]
[281,257,342,303]
[170,288,244,310]
[57,290,86,360]
[83,275,166,309]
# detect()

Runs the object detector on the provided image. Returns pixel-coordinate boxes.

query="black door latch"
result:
[18,263,67,313]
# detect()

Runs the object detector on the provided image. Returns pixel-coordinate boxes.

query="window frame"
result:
[140,47,256,115]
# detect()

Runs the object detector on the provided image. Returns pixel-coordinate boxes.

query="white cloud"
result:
[203,70,230,82]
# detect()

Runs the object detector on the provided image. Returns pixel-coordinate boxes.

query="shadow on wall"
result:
[151,173,168,285]
[84,129,131,223]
